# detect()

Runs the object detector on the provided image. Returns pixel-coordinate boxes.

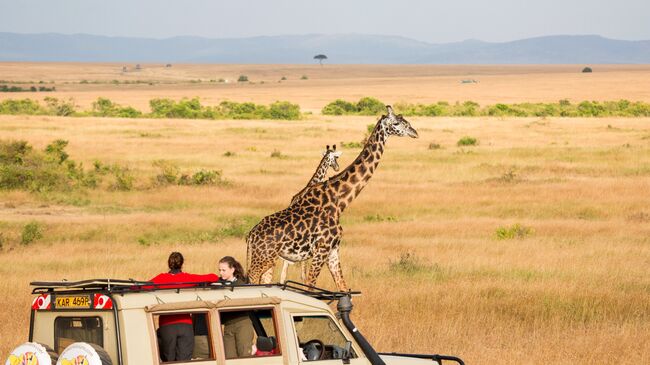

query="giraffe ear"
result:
[333,144,337,151]
[326,145,330,150]
[386,105,395,116]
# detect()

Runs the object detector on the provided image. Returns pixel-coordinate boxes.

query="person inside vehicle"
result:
[218,256,248,285]
[150,252,218,362]
[218,256,256,358]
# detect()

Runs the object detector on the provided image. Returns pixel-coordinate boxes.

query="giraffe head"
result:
[322,144,342,171]
[380,105,419,138]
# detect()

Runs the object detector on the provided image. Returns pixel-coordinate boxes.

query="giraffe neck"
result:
[308,155,332,185]
[290,154,331,205]
[328,121,388,212]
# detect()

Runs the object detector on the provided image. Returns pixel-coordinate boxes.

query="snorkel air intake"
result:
[337,295,386,365]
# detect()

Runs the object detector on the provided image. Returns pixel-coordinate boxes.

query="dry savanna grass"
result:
[1,64,650,364]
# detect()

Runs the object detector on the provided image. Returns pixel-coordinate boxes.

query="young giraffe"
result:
[280,144,342,283]
[246,106,418,290]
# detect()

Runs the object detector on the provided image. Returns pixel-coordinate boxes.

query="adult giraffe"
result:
[246,106,418,290]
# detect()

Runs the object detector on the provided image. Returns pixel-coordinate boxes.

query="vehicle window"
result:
[153,312,214,363]
[219,308,281,360]
[293,316,356,362]
[54,317,103,354]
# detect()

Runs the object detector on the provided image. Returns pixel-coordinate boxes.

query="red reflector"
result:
[93,294,113,309]
[31,294,51,310]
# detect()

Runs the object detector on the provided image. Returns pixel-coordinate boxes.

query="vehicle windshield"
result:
[293,315,356,361]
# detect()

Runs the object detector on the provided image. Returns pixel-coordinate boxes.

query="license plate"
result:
[55,295,91,309]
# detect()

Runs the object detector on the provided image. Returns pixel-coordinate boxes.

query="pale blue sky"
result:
[1,0,648,43]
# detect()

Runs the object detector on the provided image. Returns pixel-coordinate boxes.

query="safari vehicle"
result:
[6,279,464,365]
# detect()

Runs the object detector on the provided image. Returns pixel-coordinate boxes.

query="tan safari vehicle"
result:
[5,279,464,365]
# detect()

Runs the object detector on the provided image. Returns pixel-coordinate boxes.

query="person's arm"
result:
[186,273,219,283]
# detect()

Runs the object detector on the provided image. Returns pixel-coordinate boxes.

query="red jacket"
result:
[149,271,219,326]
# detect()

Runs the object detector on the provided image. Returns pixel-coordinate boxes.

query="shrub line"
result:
[322,97,650,117]
[0,97,302,120]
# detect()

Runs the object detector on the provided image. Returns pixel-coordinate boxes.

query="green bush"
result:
[44,97,76,116]
[0,140,32,164]
[237,75,249,82]
[0,85,25,92]
[321,97,385,116]
[265,101,301,120]
[21,221,43,245]
[45,139,70,164]
[109,166,134,191]
[457,136,478,146]
[0,139,84,192]
[0,84,54,92]
[153,160,180,185]
[0,99,44,115]
[322,99,357,115]
[92,97,142,118]
[178,169,224,186]
[356,97,385,115]
[453,101,480,116]
[495,224,533,240]
[149,97,204,119]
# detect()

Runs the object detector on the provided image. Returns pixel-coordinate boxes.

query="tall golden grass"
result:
[1,111,649,364]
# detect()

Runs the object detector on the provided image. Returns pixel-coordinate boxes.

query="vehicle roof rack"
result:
[280,280,361,301]
[31,278,147,293]
[30,278,360,300]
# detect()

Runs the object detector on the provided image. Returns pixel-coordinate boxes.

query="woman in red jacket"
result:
[150,252,218,362]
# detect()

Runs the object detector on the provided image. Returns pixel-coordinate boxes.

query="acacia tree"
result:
[313,54,328,66]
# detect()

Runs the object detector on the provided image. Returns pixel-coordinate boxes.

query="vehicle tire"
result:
[5,342,58,365]
[55,343,112,365]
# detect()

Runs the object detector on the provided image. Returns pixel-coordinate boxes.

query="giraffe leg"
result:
[300,261,308,283]
[305,240,329,288]
[280,259,291,283]
[247,240,277,284]
[261,266,274,284]
[327,246,348,291]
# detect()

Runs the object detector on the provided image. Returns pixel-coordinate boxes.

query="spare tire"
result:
[55,343,112,365]
[5,342,58,365]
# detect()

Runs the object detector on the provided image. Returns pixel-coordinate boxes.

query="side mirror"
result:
[342,341,352,364]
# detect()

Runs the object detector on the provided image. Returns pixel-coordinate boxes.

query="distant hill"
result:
[1,32,649,64]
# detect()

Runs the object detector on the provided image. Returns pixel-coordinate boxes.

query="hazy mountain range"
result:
[1,32,649,64]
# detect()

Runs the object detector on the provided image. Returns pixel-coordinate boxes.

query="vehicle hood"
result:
[380,355,436,365]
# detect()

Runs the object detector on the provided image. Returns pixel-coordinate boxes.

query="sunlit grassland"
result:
[1,114,649,364]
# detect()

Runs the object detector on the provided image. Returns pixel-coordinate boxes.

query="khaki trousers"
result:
[193,335,210,359]
[223,316,254,358]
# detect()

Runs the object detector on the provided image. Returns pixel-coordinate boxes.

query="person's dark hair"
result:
[168,252,184,271]
[219,256,248,283]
